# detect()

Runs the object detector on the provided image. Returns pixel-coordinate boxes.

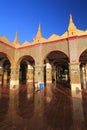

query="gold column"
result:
[0,66,3,85]
[85,64,87,88]
[34,64,44,90]
[52,66,56,82]
[46,62,52,83]
[3,71,8,86]
[10,66,19,89]
[69,63,81,91]
[27,65,34,84]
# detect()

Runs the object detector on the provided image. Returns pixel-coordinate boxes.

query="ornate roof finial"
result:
[68,14,77,35]
[70,14,73,23]
[35,23,42,40]
[13,32,20,47]
[14,32,19,43]
[38,23,41,31]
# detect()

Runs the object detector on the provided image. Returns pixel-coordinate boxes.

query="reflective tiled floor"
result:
[0,83,87,130]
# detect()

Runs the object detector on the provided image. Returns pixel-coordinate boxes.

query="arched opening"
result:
[79,49,87,89]
[20,61,27,84]
[44,51,70,88]
[19,55,35,85]
[0,52,11,87]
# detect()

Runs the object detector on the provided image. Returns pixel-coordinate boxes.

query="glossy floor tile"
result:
[0,83,87,130]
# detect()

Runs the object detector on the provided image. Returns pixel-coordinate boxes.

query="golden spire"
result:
[38,23,41,31]
[68,14,77,36]
[14,32,19,43]
[68,14,76,30]
[35,23,42,40]
[13,32,20,47]
[70,14,73,23]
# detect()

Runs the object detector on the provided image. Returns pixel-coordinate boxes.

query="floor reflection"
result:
[43,86,73,130]
[17,85,34,119]
[0,88,9,122]
[82,90,87,128]
[0,83,87,130]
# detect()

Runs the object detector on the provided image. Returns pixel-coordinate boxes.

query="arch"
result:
[43,50,70,88]
[51,58,69,67]
[0,52,11,86]
[42,49,69,64]
[79,49,87,63]
[17,55,35,85]
[79,49,87,89]
[0,51,13,65]
[16,55,35,67]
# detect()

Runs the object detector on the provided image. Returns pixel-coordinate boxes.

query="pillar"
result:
[69,63,81,91]
[3,71,8,86]
[68,36,81,90]
[81,65,86,89]
[0,66,3,85]
[52,65,56,82]
[46,62,52,83]
[10,66,19,89]
[56,66,62,81]
[27,64,34,84]
[34,64,44,90]
[85,64,87,86]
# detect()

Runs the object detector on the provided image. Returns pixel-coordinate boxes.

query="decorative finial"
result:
[70,14,73,23]
[35,23,42,40]
[68,14,77,36]
[38,23,41,31]
[13,32,20,47]
[14,32,19,43]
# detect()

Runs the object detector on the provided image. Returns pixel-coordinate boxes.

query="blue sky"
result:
[0,0,87,44]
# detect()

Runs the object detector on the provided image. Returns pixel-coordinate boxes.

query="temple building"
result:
[0,14,87,91]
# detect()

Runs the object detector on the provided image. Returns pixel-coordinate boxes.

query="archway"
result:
[0,52,11,87]
[44,51,70,88]
[79,49,87,89]
[19,55,35,85]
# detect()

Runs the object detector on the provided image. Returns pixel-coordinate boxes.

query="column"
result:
[68,36,82,90]
[34,64,44,90]
[3,71,8,86]
[10,66,19,89]
[69,63,81,91]
[52,65,56,82]
[85,64,87,86]
[0,66,3,85]
[81,65,86,89]
[46,61,52,83]
[27,64,34,84]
